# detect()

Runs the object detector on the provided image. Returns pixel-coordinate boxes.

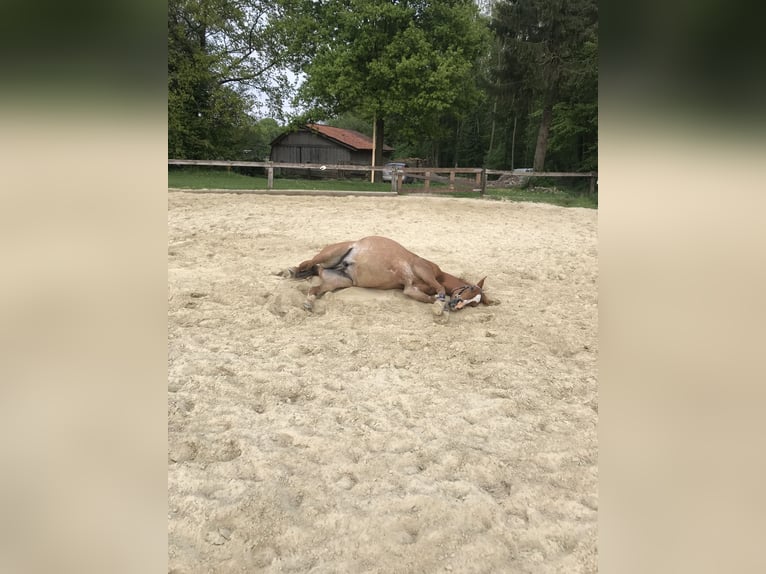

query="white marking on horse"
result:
[456,293,482,309]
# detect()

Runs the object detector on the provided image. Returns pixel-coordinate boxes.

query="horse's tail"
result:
[288,264,319,279]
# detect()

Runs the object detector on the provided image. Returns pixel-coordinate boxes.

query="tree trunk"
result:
[487,98,497,163]
[372,116,385,182]
[454,119,461,167]
[370,116,377,183]
[533,97,554,172]
[511,115,517,171]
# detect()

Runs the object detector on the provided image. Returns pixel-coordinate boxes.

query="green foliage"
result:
[166,0,598,175]
[240,118,284,161]
[168,0,294,159]
[168,168,395,191]
[285,0,491,164]
[326,112,374,137]
[490,0,598,172]
[169,168,266,189]
[546,28,598,171]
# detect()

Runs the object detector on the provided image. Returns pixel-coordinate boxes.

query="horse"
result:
[285,236,494,313]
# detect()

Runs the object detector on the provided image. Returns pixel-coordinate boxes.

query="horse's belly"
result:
[346,245,409,290]
[351,265,404,289]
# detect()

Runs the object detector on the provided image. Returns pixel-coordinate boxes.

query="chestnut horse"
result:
[286,236,493,312]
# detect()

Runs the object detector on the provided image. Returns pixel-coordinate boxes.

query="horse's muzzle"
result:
[449,291,482,310]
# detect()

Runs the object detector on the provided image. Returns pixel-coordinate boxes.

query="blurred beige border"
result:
[599,107,766,573]
[0,109,168,574]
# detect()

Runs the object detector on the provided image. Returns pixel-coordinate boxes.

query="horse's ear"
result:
[477,276,498,306]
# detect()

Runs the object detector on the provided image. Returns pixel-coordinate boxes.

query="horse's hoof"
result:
[278,267,296,278]
[302,300,313,312]
[431,300,446,316]
[433,306,450,325]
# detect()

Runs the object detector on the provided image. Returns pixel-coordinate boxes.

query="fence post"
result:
[589,172,595,195]
[424,171,431,192]
[449,170,455,190]
[480,168,487,197]
[391,168,398,194]
[267,163,274,189]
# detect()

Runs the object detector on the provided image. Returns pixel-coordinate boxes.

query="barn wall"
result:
[270,129,394,179]
[271,131,354,165]
[350,150,375,164]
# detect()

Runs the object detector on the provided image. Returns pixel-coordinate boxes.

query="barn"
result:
[269,124,394,168]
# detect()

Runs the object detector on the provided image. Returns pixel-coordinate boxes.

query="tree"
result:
[284,0,490,173]
[547,23,597,171]
[327,112,374,136]
[241,118,284,161]
[168,0,296,158]
[492,0,598,171]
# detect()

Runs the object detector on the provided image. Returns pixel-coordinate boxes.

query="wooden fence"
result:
[168,159,597,195]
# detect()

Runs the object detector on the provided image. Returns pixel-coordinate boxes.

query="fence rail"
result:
[168,159,597,195]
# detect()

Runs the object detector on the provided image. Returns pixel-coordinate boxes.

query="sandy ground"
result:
[168,192,598,573]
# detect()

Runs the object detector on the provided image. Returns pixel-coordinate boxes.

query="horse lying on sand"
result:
[285,236,495,313]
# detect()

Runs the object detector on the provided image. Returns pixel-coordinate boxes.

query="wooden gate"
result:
[389,167,486,195]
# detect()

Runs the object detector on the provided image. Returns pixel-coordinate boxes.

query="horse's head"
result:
[449,277,492,310]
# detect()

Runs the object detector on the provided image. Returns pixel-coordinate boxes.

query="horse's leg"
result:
[411,262,447,300]
[304,268,353,311]
[409,262,451,315]
[402,284,436,303]
[290,241,355,279]
[402,282,449,316]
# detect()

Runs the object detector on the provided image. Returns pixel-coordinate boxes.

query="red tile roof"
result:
[306,123,394,152]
